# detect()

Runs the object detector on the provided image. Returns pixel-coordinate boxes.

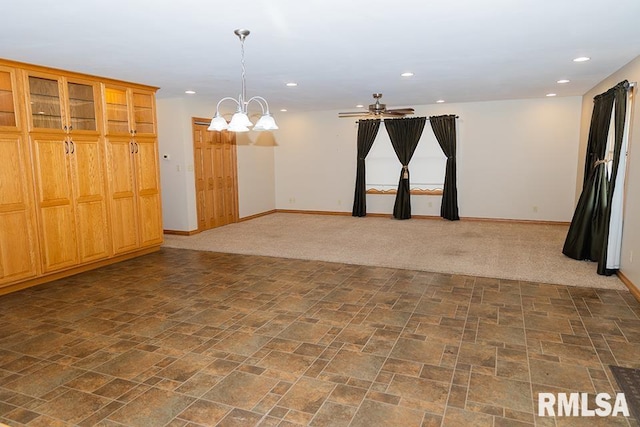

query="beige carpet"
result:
[163,213,626,290]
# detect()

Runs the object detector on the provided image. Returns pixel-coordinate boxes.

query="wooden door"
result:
[69,135,110,262]
[192,119,238,232]
[31,135,78,272]
[107,136,139,254]
[134,137,163,247]
[0,134,39,284]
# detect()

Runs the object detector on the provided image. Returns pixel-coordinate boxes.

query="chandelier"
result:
[208,29,278,132]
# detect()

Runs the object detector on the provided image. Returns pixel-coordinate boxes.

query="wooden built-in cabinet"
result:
[0,58,162,295]
[104,85,162,254]
[26,71,111,271]
[0,65,40,285]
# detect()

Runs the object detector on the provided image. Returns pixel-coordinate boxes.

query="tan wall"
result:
[274,97,583,222]
[156,97,276,231]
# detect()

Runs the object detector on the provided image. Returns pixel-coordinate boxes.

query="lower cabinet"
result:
[0,134,39,285]
[107,136,163,255]
[30,133,111,272]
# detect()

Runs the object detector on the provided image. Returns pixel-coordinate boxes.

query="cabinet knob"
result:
[63,125,68,132]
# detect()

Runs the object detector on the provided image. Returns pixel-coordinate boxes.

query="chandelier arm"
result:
[246,96,269,114]
[215,97,241,114]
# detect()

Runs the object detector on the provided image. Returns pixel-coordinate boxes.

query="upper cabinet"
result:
[0,66,20,130]
[25,72,99,134]
[104,85,156,136]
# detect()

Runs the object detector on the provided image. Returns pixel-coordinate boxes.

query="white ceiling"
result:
[2,0,640,114]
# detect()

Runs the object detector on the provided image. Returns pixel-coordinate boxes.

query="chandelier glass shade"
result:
[209,29,278,133]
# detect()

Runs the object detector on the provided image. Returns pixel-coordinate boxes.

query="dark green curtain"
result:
[352,119,381,216]
[597,81,629,275]
[385,117,427,219]
[430,115,459,220]
[562,83,619,262]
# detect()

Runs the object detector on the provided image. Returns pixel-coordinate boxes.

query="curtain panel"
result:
[351,119,381,217]
[597,81,630,275]
[430,114,459,220]
[384,117,427,219]
[563,80,629,276]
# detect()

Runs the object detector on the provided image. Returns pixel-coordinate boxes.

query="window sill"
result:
[366,188,443,195]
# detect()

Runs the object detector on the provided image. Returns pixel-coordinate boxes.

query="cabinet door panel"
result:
[71,136,110,261]
[32,137,72,205]
[135,138,162,246]
[0,135,38,284]
[138,193,162,246]
[107,138,138,253]
[0,212,37,283]
[31,136,78,271]
[39,204,77,272]
[111,197,138,253]
[76,201,109,261]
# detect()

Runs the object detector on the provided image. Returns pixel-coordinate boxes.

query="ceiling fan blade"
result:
[339,112,371,117]
[386,108,415,114]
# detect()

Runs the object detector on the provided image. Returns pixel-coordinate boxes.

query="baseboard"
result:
[239,210,277,222]
[164,229,200,236]
[268,209,569,225]
[617,271,640,302]
[460,216,571,226]
[0,246,161,296]
[275,209,351,216]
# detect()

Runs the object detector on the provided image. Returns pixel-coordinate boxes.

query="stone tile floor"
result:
[0,247,639,427]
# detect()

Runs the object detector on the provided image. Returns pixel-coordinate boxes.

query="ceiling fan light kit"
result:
[209,29,278,133]
[339,93,415,119]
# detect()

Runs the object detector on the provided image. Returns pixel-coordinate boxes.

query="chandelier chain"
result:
[240,37,246,108]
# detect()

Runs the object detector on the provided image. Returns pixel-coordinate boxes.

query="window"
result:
[365,121,445,193]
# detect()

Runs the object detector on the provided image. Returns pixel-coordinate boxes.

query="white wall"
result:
[577,55,640,289]
[157,97,276,231]
[274,97,582,221]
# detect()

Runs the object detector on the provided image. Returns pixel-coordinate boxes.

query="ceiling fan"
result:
[338,93,415,118]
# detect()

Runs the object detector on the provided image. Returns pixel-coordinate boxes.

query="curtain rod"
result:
[356,115,459,124]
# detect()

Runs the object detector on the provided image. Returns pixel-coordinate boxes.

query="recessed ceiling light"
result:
[557,79,570,84]
[436,99,445,103]
[285,82,297,87]
[546,93,557,97]
[573,57,590,62]
[185,90,196,94]
[356,104,364,108]
[401,72,414,77]
[280,109,287,112]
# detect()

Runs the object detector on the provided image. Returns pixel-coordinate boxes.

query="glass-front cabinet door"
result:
[104,86,156,136]
[132,90,155,135]
[104,87,131,135]
[0,67,18,129]
[26,72,99,133]
[66,81,97,132]
[27,75,64,131]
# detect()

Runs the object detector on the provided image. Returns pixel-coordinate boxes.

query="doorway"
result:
[192,118,239,231]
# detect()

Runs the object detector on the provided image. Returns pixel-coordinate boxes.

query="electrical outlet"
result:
[337,200,342,205]
[532,206,538,213]
[428,202,433,207]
